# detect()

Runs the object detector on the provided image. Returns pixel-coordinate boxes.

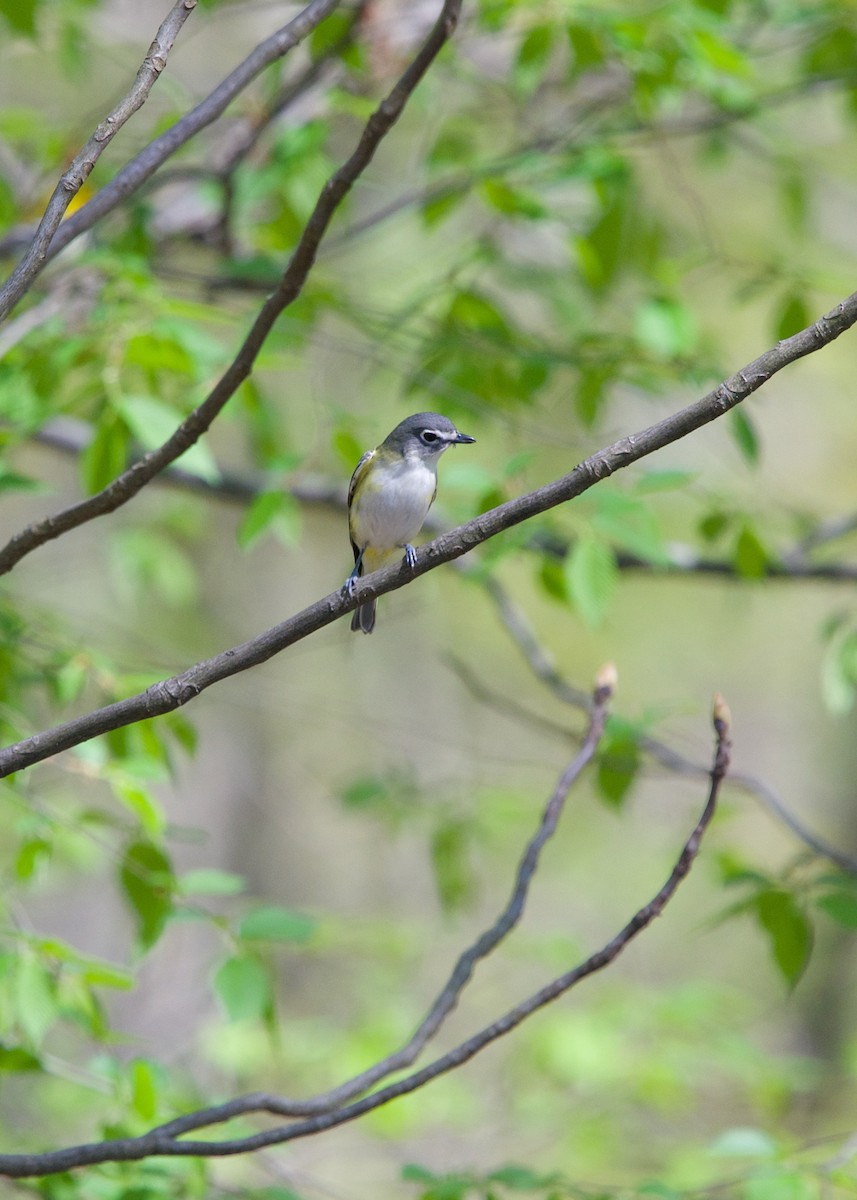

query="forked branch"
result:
[0,681,731,1178]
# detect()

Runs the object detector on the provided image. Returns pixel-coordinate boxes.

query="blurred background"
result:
[1,0,857,1196]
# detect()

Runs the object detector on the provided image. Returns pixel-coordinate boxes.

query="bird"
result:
[345,412,476,634]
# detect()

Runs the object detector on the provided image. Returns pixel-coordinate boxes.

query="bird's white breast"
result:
[353,454,438,552]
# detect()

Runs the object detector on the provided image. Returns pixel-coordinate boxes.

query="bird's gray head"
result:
[382,412,476,460]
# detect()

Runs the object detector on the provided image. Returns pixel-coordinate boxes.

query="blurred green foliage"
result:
[1,0,857,1195]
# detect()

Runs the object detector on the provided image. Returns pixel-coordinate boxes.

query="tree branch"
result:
[0,683,729,1178]
[0,0,462,577]
[0,290,853,777]
[0,0,198,324]
[474,574,857,875]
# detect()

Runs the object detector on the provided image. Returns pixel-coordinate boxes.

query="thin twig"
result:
[476,574,857,875]
[0,0,198,324]
[0,684,728,1177]
[0,0,462,578]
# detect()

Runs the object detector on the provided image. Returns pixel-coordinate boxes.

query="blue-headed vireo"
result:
[345,412,476,634]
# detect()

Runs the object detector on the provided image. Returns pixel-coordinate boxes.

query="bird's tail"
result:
[351,599,376,634]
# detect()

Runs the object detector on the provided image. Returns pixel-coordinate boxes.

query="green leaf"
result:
[80,961,134,990]
[131,1058,158,1121]
[515,24,555,90]
[120,839,175,951]
[564,536,618,628]
[633,470,696,494]
[81,417,129,494]
[213,954,271,1022]
[124,331,194,376]
[15,955,57,1047]
[428,122,473,168]
[692,28,750,76]
[592,492,669,564]
[238,906,317,943]
[596,726,641,808]
[333,427,364,471]
[402,1164,437,1184]
[0,469,41,494]
[730,408,760,464]
[754,889,813,987]
[538,556,568,604]
[118,394,220,482]
[308,8,356,59]
[634,297,697,358]
[816,891,857,929]
[448,289,510,335]
[112,779,165,837]
[733,523,768,580]
[15,837,51,880]
[744,1169,817,1200]
[237,490,302,550]
[180,868,246,897]
[567,22,604,71]
[821,626,857,715]
[422,188,468,227]
[430,818,476,913]
[480,179,546,219]
[53,656,88,704]
[774,291,810,341]
[698,510,732,543]
[707,1128,778,1158]
[0,1044,42,1071]
[487,1164,560,1189]
[0,0,37,36]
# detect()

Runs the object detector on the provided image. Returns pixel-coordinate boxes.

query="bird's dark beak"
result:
[453,431,476,444]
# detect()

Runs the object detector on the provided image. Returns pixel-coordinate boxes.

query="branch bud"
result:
[595,662,618,698]
[712,692,731,735]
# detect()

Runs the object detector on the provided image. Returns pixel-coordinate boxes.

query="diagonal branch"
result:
[0,690,729,1177]
[0,0,462,578]
[0,291,853,778]
[0,0,198,324]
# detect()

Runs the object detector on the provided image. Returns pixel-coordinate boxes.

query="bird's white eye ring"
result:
[421,430,439,444]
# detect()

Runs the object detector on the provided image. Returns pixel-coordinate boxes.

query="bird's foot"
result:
[344,573,358,597]
[404,543,417,570]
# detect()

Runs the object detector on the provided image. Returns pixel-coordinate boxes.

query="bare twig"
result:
[0,680,728,1178]
[0,0,461,578]
[476,575,857,875]
[0,289,856,776]
[0,0,198,324]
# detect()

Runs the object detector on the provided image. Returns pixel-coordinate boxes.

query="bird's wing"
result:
[347,449,376,566]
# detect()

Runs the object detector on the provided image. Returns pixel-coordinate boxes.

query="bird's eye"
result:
[420,430,439,444]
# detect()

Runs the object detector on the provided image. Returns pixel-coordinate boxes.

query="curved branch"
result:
[0,0,461,578]
[0,291,853,777]
[0,0,198,324]
[0,687,729,1178]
